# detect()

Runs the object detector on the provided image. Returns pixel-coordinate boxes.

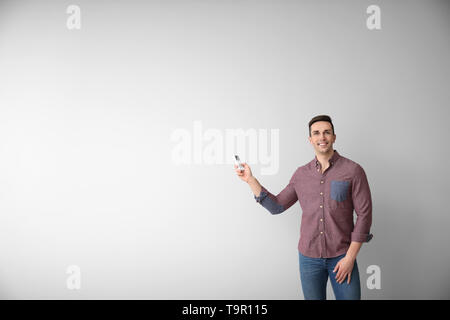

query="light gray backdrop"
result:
[0,0,449,299]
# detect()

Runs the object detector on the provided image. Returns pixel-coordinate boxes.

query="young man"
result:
[234,115,373,300]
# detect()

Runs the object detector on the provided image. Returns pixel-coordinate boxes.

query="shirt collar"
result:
[314,149,340,168]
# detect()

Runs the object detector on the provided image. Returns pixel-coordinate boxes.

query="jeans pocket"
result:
[330,180,350,202]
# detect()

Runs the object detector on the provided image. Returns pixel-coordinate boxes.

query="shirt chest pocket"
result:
[330,180,350,202]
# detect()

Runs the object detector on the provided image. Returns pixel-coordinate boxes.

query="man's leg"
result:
[299,251,328,300]
[327,254,361,300]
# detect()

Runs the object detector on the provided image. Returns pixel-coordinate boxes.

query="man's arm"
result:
[235,162,298,215]
[346,241,363,260]
[247,176,262,197]
[350,165,374,244]
[333,165,373,284]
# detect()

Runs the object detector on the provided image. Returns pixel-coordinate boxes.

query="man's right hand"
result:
[234,162,262,197]
[234,162,253,183]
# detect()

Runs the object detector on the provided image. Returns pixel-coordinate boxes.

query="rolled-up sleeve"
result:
[351,165,373,243]
[254,170,299,215]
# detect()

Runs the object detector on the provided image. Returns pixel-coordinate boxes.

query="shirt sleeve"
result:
[254,169,299,215]
[351,165,374,243]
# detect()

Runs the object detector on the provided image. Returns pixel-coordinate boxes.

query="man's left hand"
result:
[333,256,355,284]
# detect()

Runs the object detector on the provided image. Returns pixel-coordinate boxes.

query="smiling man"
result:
[234,115,373,300]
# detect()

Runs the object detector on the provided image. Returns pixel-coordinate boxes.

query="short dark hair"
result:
[309,115,335,137]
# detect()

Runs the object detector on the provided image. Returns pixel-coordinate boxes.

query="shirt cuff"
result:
[254,190,268,203]
[351,232,373,243]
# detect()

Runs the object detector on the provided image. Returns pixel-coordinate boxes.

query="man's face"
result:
[308,121,336,154]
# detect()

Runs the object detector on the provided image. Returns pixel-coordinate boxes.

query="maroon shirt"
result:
[254,150,373,258]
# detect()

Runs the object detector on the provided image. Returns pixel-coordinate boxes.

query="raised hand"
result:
[234,162,253,183]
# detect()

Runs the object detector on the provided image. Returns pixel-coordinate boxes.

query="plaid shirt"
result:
[254,150,373,258]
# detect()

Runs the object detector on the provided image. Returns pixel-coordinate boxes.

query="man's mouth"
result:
[318,142,328,147]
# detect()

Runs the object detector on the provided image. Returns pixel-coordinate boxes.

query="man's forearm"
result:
[247,176,262,197]
[345,241,363,260]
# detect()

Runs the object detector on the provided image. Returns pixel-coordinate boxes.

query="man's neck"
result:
[316,149,334,168]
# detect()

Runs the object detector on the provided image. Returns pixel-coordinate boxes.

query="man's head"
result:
[308,115,336,155]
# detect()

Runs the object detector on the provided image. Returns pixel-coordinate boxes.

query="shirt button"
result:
[320,192,323,195]
[320,218,323,221]
[320,180,324,184]
[320,205,323,208]
[320,232,323,234]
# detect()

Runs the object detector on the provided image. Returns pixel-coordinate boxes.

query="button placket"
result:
[319,176,326,257]
[314,154,337,257]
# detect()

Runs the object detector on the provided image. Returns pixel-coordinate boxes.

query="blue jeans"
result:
[299,251,361,300]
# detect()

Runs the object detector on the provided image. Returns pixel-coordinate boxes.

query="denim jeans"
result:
[299,251,361,300]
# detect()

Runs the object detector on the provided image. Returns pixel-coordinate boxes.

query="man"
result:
[234,115,373,300]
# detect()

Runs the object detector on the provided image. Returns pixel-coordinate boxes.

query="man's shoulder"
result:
[290,153,368,176]
[292,159,315,176]
[338,154,366,174]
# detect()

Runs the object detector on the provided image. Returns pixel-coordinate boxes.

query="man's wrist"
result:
[345,242,362,261]
[345,253,357,261]
[247,176,256,184]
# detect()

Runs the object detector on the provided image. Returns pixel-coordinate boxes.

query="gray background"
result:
[0,0,449,299]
